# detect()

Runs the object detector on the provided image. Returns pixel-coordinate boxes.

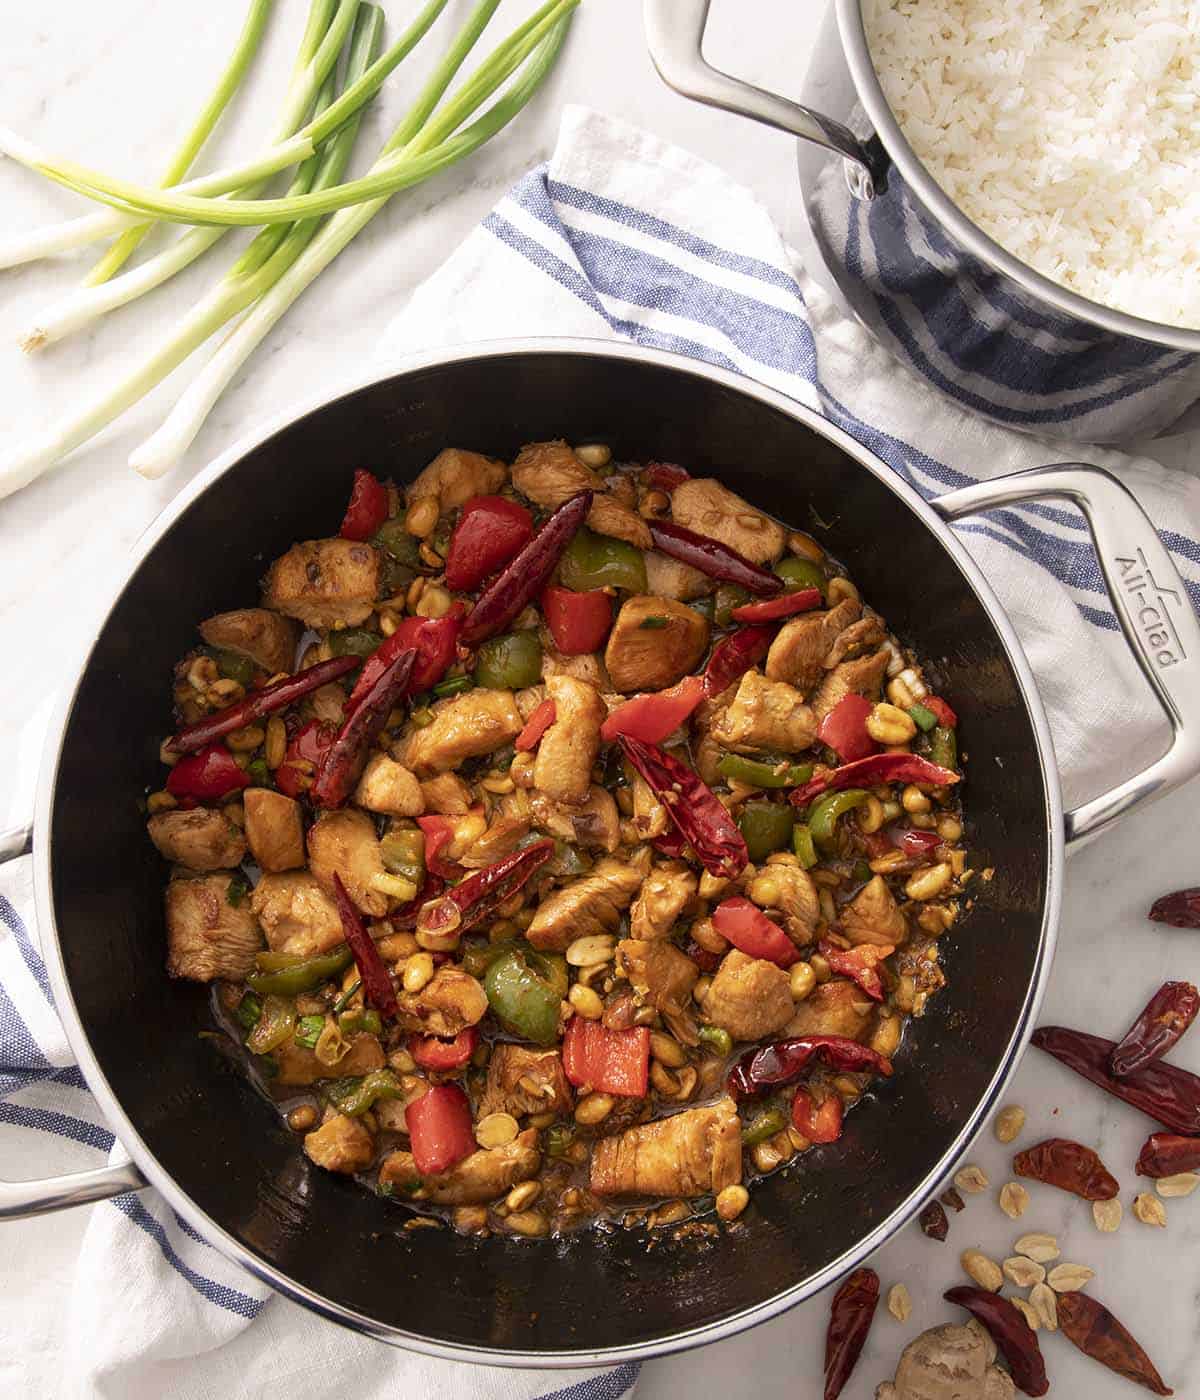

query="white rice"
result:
[863,0,1200,329]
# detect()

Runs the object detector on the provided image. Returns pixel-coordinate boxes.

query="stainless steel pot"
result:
[2,339,1198,1365]
[645,0,1200,444]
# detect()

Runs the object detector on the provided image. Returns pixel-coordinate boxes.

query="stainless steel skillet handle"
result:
[643,0,885,199]
[0,823,149,1219]
[932,464,1200,847]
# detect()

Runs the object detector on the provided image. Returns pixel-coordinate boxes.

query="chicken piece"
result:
[526,786,621,852]
[590,1098,742,1198]
[512,440,651,548]
[630,860,697,940]
[702,950,795,1042]
[629,770,669,840]
[534,675,605,805]
[526,849,651,951]
[251,871,343,957]
[669,478,786,565]
[354,754,424,817]
[812,647,891,722]
[307,808,388,918]
[263,538,379,629]
[147,808,245,872]
[605,595,709,693]
[303,1113,374,1174]
[692,729,723,787]
[242,788,304,873]
[894,935,945,1018]
[752,861,821,945]
[840,874,908,947]
[379,1129,541,1205]
[309,682,346,727]
[822,612,886,671]
[616,938,700,1020]
[710,670,816,753]
[765,598,861,692]
[783,978,874,1042]
[198,608,298,675]
[418,772,473,815]
[514,684,547,721]
[398,688,523,775]
[164,874,261,981]
[643,550,711,601]
[395,966,488,1037]
[478,1044,574,1118]
[274,1033,384,1085]
[541,640,612,691]
[407,447,507,516]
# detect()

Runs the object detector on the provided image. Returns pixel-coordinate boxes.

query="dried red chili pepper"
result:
[789,752,960,806]
[643,462,690,490]
[274,718,337,799]
[918,1199,949,1240]
[417,839,554,939]
[310,647,417,809]
[617,735,748,880]
[943,1287,1049,1397]
[824,1267,879,1400]
[940,1186,965,1212]
[794,1087,843,1144]
[415,814,459,879]
[347,610,462,716]
[818,939,893,1003]
[332,872,397,1017]
[730,587,822,623]
[1148,887,1200,929]
[1136,1131,1200,1178]
[1012,1137,1119,1201]
[1032,1026,1200,1135]
[167,656,358,753]
[1110,981,1199,1077]
[649,519,783,596]
[702,625,774,698]
[462,491,592,645]
[1056,1291,1173,1396]
[727,1034,894,1100]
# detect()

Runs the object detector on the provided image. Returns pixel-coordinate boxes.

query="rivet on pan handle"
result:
[932,463,1200,847]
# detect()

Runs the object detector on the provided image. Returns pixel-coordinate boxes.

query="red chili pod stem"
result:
[332,872,397,1017]
[1136,1132,1200,1178]
[824,1267,879,1400]
[461,491,592,645]
[943,1287,1049,1397]
[309,648,417,809]
[417,840,554,938]
[1011,1137,1119,1201]
[648,518,783,596]
[1032,1026,1200,1135]
[1056,1291,1173,1396]
[726,1034,893,1101]
[1110,980,1200,1078]
[166,656,358,754]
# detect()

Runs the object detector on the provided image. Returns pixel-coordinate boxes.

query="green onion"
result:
[432,674,474,697]
[638,616,669,630]
[235,990,264,1030]
[907,702,938,733]
[226,872,251,907]
[331,979,363,1015]
[741,1103,787,1146]
[295,1013,326,1049]
[928,725,958,772]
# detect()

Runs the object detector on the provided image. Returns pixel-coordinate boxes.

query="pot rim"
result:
[835,0,1200,354]
[31,336,1063,1367]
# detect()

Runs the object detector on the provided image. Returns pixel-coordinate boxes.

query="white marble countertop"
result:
[2,2,1199,1397]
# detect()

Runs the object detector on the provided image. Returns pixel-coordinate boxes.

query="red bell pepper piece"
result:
[702,625,774,698]
[166,743,251,801]
[409,1026,478,1071]
[332,871,397,1017]
[923,694,958,728]
[562,1016,650,1097]
[644,462,690,490]
[346,609,462,716]
[541,584,613,655]
[649,519,783,596]
[514,698,557,752]
[310,647,417,809]
[416,815,459,878]
[730,588,822,624]
[792,1088,844,1144]
[600,674,704,744]
[887,826,942,855]
[817,693,878,763]
[405,1083,476,1176]
[418,840,554,940]
[818,939,893,1002]
[339,468,389,542]
[444,495,534,592]
[790,753,960,806]
[712,897,799,967]
[274,719,337,798]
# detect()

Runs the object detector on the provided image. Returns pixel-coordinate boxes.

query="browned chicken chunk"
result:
[418,772,473,814]
[812,647,891,722]
[398,688,523,775]
[541,641,612,691]
[379,1129,541,1204]
[307,808,388,917]
[669,478,786,565]
[605,595,709,693]
[395,966,488,1037]
[512,440,651,548]
[478,1044,574,1118]
[147,807,245,872]
[354,754,424,816]
[784,979,874,1042]
[274,1033,384,1086]
[702,950,795,1041]
[525,786,621,852]
[242,788,304,873]
[263,538,379,629]
[407,447,506,517]
[303,1113,374,1174]
[630,860,697,940]
[252,871,343,957]
[765,598,861,692]
[822,613,886,671]
[643,550,710,601]
[526,849,651,951]
[750,862,821,945]
[840,874,908,947]
[710,670,816,753]
[590,1098,742,1198]
[615,938,699,1021]
[165,874,261,981]
[534,675,605,805]
[198,607,298,675]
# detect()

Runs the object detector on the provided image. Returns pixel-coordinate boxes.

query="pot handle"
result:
[1,1156,148,1221]
[932,464,1200,847]
[642,0,885,199]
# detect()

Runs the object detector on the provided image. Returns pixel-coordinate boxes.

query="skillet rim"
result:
[31,336,1063,1366]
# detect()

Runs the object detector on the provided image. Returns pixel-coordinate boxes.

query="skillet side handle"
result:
[642,0,885,199]
[0,1157,148,1221]
[932,464,1200,847]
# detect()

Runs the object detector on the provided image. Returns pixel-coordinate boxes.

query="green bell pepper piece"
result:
[559,526,648,593]
[246,995,297,1054]
[484,945,568,1045]
[371,519,423,568]
[337,1008,382,1037]
[929,725,958,772]
[245,757,273,789]
[741,1103,788,1146]
[328,628,384,658]
[379,826,425,885]
[775,556,827,597]
[245,946,354,997]
[698,1024,733,1058]
[809,788,870,852]
[714,582,750,627]
[907,701,938,733]
[792,823,818,869]
[433,674,474,698]
[459,939,514,980]
[717,753,814,789]
[737,800,795,862]
[207,647,256,688]
[474,631,543,689]
[326,1069,403,1117]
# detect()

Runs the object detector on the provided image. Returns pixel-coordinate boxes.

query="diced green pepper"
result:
[717,753,814,789]
[775,556,826,597]
[433,674,474,698]
[460,939,514,979]
[380,826,425,885]
[737,800,795,862]
[295,1014,325,1050]
[792,823,818,869]
[474,631,543,689]
[714,583,750,627]
[225,872,250,907]
[208,647,256,688]
[548,839,590,879]
[235,990,263,1031]
[741,1103,788,1146]
[325,1069,403,1117]
[246,995,297,1054]
[559,526,648,593]
[809,788,870,852]
[907,702,938,733]
[338,1008,382,1037]
[544,1122,576,1158]
[698,1024,733,1058]
[484,945,568,1045]
[327,628,383,658]
[371,519,423,568]
[929,725,958,772]
[245,757,273,788]
[246,946,354,997]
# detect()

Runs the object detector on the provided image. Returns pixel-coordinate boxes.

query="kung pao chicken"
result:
[147,442,968,1237]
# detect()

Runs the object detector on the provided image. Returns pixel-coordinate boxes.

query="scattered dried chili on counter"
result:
[1148,887,1200,929]
[1136,1131,1200,1178]
[1056,1291,1173,1396]
[824,1267,879,1400]
[1110,981,1199,1078]
[943,1287,1049,1396]
[1012,1137,1119,1201]
[918,1199,949,1241]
